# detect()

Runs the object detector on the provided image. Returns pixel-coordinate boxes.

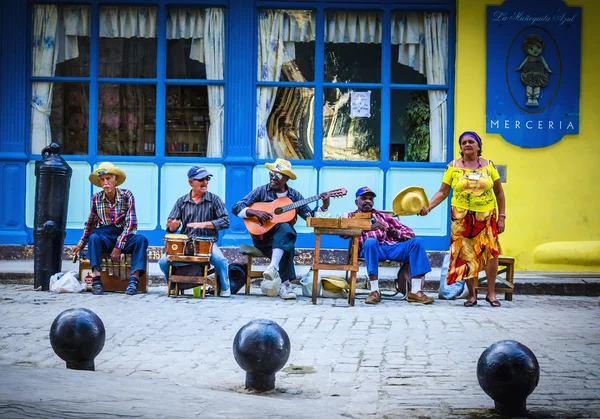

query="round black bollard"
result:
[232,319,291,391]
[34,142,72,291]
[477,340,540,416]
[49,308,106,371]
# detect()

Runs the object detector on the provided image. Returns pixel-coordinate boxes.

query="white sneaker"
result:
[261,266,281,297]
[220,289,231,298]
[278,280,297,300]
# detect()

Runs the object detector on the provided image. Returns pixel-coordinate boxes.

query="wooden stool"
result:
[166,254,219,299]
[476,256,515,301]
[240,244,300,295]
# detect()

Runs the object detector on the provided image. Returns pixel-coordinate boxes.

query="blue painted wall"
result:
[1,0,455,250]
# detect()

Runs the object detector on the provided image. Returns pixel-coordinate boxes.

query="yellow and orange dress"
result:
[442,160,501,284]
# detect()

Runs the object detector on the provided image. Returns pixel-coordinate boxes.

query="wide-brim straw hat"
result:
[393,186,429,216]
[89,162,126,187]
[265,158,297,180]
[321,276,350,292]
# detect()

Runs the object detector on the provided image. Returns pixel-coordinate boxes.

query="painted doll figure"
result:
[515,34,552,107]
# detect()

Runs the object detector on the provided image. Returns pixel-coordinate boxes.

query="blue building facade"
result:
[0,0,455,250]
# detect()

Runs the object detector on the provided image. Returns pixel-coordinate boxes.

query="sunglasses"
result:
[269,171,284,180]
[194,176,211,182]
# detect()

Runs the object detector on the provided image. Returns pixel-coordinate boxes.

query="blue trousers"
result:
[252,223,297,282]
[360,237,431,278]
[158,244,230,291]
[88,225,148,275]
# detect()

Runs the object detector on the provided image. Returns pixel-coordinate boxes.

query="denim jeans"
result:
[158,243,230,291]
[88,225,148,275]
[360,237,431,278]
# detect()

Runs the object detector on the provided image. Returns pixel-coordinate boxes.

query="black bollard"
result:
[232,319,291,391]
[34,143,72,291]
[477,340,540,416]
[49,308,106,371]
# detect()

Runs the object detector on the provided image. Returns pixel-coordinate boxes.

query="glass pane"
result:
[391,90,446,162]
[166,8,225,80]
[98,84,156,156]
[165,85,223,157]
[323,88,380,161]
[256,86,314,159]
[390,12,448,84]
[99,6,157,78]
[257,9,315,82]
[324,11,382,83]
[46,82,88,155]
[32,5,90,77]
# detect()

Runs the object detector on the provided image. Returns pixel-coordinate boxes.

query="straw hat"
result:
[321,276,350,292]
[89,162,126,187]
[265,158,297,180]
[393,186,429,216]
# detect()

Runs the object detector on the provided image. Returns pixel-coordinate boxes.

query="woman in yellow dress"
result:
[420,131,506,307]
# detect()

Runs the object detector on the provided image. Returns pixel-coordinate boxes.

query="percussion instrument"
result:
[164,233,190,255]
[193,236,214,257]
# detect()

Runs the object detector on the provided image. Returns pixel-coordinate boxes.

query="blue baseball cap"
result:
[355,186,376,198]
[187,166,212,180]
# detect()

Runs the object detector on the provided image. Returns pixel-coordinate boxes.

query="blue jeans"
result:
[88,225,148,275]
[158,244,230,291]
[360,237,431,278]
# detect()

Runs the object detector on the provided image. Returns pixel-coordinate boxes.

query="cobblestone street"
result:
[0,284,599,418]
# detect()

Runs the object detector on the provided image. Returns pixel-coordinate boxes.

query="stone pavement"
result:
[0,284,599,418]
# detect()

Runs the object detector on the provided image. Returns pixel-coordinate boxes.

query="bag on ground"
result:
[50,271,86,293]
[437,253,466,300]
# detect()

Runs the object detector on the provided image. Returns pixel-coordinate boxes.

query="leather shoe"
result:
[407,291,434,304]
[365,290,382,304]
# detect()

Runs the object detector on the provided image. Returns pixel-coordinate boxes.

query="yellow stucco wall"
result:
[456,0,600,271]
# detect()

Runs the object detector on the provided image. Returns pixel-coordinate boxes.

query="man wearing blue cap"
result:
[350,187,434,305]
[158,166,231,297]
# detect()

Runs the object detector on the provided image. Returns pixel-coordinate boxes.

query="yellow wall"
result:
[456,0,600,271]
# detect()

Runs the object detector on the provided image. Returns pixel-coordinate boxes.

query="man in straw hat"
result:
[349,187,434,305]
[158,165,231,297]
[72,162,148,295]
[232,158,331,300]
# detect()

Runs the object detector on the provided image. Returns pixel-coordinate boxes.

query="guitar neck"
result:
[280,195,321,214]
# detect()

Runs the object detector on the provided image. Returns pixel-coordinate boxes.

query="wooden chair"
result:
[475,256,515,301]
[166,254,219,299]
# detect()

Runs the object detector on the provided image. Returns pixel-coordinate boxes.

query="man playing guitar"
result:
[232,158,331,300]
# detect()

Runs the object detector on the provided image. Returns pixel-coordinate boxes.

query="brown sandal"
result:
[464,300,477,307]
[485,297,501,307]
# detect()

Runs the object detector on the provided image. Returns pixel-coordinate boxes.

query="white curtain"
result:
[166,7,205,61]
[392,12,448,162]
[257,10,288,159]
[31,5,89,154]
[325,11,382,43]
[99,7,157,38]
[204,9,225,157]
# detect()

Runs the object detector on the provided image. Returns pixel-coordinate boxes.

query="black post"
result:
[34,143,72,290]
[233,319,291,392]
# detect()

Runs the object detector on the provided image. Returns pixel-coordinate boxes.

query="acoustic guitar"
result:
[244,188,347,236]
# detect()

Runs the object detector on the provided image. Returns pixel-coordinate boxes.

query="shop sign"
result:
[486,0,581,148]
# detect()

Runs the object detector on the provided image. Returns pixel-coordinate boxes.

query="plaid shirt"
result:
[78,188,138,249]
[349,208,415,249]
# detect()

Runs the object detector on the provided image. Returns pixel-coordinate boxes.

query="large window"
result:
[256,9,449,162]
[31,4,225,158]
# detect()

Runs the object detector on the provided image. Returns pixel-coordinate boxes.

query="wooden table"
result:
[166,254,218,298]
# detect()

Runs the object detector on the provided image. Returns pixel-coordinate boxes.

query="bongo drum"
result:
[193,236,214,257]
[164,233,190,255]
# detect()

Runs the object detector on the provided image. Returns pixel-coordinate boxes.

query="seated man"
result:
[158,166,231,297]
[349,187,434,305]
[72,162,148,296]
[232,158,330,300]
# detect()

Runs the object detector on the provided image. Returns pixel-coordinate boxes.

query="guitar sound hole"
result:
[273,208,283,215]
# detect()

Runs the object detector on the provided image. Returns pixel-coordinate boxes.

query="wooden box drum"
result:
[164,234,190,255]
[193,237,214,257]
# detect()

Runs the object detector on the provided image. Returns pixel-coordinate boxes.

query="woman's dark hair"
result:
[458,131,482,157]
